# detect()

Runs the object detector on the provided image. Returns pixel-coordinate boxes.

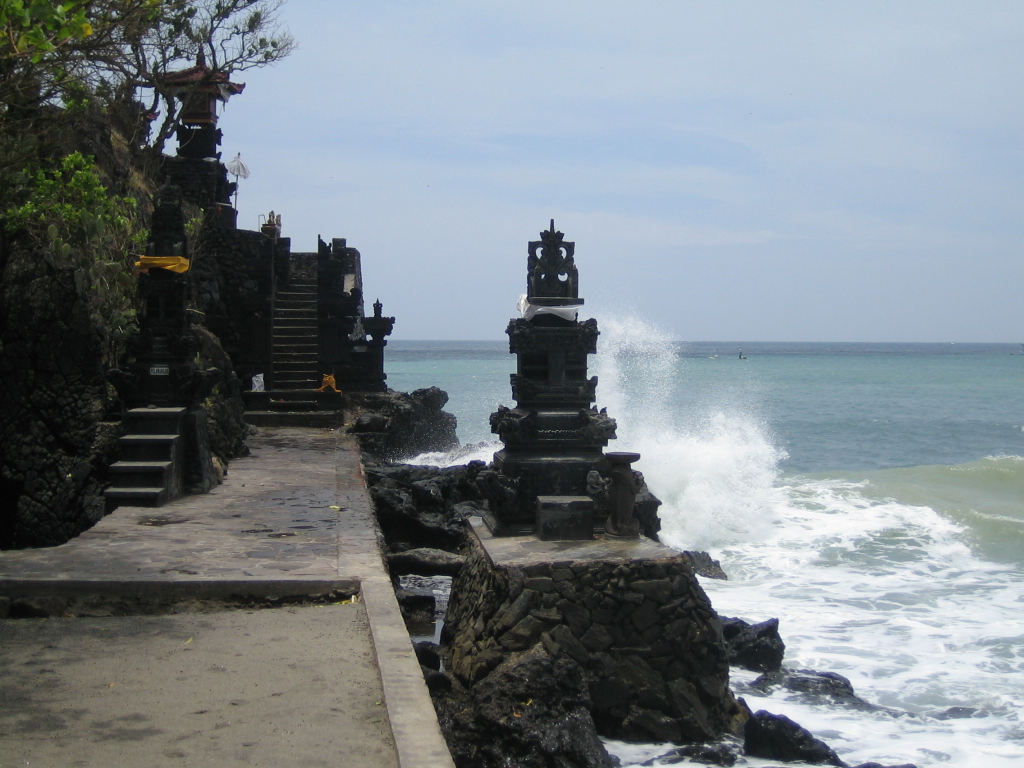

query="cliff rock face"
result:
[440,534,747,755]
[0,244,115,547]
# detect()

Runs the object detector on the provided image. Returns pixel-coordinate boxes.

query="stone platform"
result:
[0,428,454,768]
[470,516,676,567]
[443,518,745,745]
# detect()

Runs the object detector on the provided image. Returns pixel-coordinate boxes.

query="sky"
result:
[217,1,1024,342]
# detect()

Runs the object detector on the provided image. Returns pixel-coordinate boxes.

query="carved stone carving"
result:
[510,375,598,406]
[527,220,578,300]
[577,408,617,444]
[506,319,537,354]
[576,318,600,354]
[489,405,538,445]
[605,452,641,539]
[587,470,609,515]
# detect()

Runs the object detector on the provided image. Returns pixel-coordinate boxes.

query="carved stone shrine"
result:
[486,221,621,538]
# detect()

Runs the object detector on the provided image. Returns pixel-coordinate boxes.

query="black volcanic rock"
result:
[744,709,845,766]
[433,645,616,768]
[721,617,785,671]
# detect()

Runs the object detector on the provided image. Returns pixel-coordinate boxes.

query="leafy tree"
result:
[0,1,96,61]
[5,151,143,366]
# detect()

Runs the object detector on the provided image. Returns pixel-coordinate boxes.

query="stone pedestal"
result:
[536,496,594,541]
[442,519,745,744]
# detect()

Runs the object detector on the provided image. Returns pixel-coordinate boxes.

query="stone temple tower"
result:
[486,221,618,537]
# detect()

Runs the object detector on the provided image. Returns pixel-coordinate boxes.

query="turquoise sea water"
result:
[385,325,1024,768]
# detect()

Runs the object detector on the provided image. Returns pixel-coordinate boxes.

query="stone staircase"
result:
[104,407,185,508]
[271,278,319,412]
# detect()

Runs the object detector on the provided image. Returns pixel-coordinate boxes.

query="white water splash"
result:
[593,316,785,551]
[589,315,1024,768]
[407,441,499,467]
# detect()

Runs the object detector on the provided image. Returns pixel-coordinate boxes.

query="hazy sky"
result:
[219,1,1023,342]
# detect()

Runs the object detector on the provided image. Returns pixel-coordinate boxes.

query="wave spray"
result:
[593,316,784,551]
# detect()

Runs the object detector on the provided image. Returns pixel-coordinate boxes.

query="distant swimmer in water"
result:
[738,350,746,360]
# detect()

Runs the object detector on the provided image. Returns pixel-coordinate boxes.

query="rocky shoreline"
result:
[357,422,919,768]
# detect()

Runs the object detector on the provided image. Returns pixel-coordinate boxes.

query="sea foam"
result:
[591,315,1024,768]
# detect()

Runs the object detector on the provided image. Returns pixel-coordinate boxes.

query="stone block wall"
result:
[443,533,746,745]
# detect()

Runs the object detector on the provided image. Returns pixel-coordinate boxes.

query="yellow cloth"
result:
[135,256,191,273]
[315,374,340,393]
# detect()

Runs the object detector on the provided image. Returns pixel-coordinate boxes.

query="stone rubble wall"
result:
[0,248,116,548]
[443,535,747,745]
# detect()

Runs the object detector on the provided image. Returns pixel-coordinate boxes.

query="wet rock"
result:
[387,547,466,577]
[351,387,459,462]
[424,668,453,693]
[933,706,978,720]
[370,481,466,551]
[643,738,743,766]
[395,588,435,631]
[721,617,785,671]
[751,669,878,711]
[681,551,728,580]
[414,640,442,670]
[365,462,489,552]
[352,413,389,432]
[433,645,616,768]
[743,709,845,766]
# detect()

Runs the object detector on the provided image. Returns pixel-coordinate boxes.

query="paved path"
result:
[0,428,454,768]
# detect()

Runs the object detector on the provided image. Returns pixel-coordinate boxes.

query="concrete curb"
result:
[361,576,457,768]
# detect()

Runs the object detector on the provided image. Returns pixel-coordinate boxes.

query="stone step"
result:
[123,407,185,435]
[108,461,172,488]
[267,399,318,412]
[275,294,317,302]
[103,486,167,507]
[274,375,319,387]
[273,350,318,358]
[117,434,178,461]
[274,319,318,329]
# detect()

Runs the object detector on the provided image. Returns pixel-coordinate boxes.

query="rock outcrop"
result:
[350,387,459,462]
[432,644,616,768]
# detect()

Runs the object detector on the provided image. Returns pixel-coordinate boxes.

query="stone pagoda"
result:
[486,221,620,538]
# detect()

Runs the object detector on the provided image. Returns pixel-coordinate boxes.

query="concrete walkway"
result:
[0,428,454,768]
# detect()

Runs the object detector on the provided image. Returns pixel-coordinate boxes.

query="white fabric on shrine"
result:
[226,153,250,178]
[517,294,579,322]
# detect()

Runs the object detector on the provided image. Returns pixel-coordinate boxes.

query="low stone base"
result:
[535,496,594,540]
[442,519,746,746]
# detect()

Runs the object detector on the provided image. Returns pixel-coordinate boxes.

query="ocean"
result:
[385,323,1024,768]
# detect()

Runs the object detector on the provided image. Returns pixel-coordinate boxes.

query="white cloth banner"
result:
[517,294,579,322]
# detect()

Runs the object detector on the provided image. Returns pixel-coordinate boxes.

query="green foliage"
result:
[0,1,94,63]
[5,152,145,366]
